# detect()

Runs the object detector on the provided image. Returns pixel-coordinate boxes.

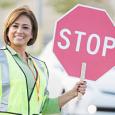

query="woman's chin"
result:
[14,42,25,47]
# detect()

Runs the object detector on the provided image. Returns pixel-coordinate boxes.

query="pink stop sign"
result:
[53,4,115,80]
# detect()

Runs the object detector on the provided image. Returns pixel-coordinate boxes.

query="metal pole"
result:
[37,0,43,28]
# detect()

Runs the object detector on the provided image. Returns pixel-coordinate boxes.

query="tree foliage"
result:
[48,0,80,14]
[48,0,114,16]
[0,0,17,8]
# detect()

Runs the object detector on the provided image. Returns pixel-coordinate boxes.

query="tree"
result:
[0,0,17,8]
[48,0,79,14]
[48,0,114,17]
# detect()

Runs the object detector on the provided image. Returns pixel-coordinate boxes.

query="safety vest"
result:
[0,48,48,115]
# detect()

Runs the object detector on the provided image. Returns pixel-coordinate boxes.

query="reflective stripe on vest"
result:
[0,49,10,111]
[30,58,48,114]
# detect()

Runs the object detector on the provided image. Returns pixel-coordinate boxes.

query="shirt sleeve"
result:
[40,61,61,114]
[42,97,61,114]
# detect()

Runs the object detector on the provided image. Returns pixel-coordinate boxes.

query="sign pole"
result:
[78,62,86,100]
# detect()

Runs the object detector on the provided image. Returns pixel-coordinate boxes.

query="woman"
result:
[0,6,87,115]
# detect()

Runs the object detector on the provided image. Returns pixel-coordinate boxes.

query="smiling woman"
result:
[8,15,33,53]
[0,5,87,115]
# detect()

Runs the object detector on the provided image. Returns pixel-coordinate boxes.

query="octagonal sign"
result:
[53,4,115,80]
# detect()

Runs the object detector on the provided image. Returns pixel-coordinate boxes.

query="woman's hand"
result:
[72,81,87,97]
[58,80,87,108]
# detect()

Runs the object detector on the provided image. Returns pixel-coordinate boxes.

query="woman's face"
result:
[8,15,32,48]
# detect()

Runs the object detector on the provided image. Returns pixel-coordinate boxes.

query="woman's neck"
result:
[10,45,27,61]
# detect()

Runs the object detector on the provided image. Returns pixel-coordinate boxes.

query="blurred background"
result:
[0,0,115,55]
[0,0,115,115]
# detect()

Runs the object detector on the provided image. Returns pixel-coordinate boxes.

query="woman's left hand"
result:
[72,81,87,96]
[58,80,87,107]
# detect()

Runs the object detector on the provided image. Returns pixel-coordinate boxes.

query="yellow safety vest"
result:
[0,48,48,115]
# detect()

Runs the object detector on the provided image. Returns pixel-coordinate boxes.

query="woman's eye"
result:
[12,25,18,28]
[23,26,29,29]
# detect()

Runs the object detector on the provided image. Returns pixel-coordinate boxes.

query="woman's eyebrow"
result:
[12,22,32,27]
[22,24,32,27]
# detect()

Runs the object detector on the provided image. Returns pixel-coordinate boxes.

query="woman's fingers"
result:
[77,81,87,95]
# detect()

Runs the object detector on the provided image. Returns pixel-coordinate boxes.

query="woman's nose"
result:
[16,27,23,33]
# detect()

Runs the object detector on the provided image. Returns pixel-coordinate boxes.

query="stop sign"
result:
[53,4,115,80]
